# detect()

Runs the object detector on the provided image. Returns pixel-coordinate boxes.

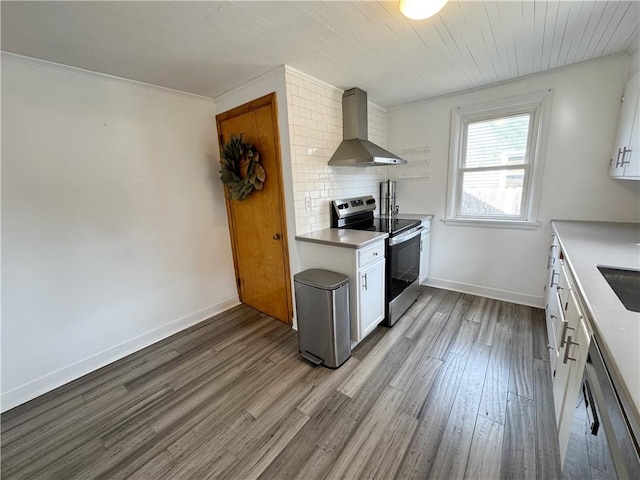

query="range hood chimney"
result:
[328,88,406,166]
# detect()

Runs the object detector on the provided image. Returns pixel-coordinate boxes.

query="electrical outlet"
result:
[305,196,312,211]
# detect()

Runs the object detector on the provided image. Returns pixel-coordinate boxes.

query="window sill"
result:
[442,218,542,230]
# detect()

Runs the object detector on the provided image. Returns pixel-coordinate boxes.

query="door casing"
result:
[216,93,293,324]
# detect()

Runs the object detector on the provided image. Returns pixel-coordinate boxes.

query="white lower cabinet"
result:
[357,256,385,339]
[544,236,592,465]
[419,221,431,285]
[545,235,561,370]
[297,239,386,345]
[554,300,591,464]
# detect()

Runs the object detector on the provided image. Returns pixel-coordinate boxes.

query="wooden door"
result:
[216,93,292,324]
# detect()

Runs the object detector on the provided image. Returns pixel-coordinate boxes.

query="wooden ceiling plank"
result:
[546,1,572,71]
[349,1,418,69]
[2,1,639,106]
[517,0,537,78]
[446,1,494,85]
[582,1,624,62]
[540,1,559,73]
[432,15,480,90]
[296,3,384,67]
[601,2,640,55]
[531,0,548,74]
[594,1,633,58]
[458,1,502,84]
[563,0,596,65]
[621,24,640,52]
[573,1,608,63]
[555,1,582,68]
[597,1,634,56]
[483,1,517,82]
[407,19,466,89]
[372,0,445,90]
[497,1,522,79]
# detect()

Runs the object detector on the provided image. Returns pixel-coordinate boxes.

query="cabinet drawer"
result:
[557,262,571,308]
[358,242,385,268]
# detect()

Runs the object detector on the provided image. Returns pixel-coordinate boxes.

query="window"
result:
[446,90,552,228]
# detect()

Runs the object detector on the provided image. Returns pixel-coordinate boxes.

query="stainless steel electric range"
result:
[331,195,423,326]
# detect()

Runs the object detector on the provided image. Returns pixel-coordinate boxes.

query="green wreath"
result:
[219,134,266,200]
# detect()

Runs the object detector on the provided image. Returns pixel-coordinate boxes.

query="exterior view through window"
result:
[460,114,530,217]
[446,90,551,227]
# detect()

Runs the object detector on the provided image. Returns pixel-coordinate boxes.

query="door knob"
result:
[273,233,281,240]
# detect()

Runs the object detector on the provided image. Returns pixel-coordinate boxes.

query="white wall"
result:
[1,54,238,411]
[387,54,639,307]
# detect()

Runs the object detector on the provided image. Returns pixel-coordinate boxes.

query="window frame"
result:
[445,90,552,229]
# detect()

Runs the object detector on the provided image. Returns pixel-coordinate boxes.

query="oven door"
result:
[563,338,640,479]
[385,226,422,325]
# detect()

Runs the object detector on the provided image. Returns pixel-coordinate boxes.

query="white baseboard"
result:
[1,296,240,413]
[424,277,544,309]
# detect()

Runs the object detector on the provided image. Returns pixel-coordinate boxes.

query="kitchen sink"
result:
[597,266,640,313]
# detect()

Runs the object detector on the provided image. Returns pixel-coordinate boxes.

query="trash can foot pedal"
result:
[300,350,323,365]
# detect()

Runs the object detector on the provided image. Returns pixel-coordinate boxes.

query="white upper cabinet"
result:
[610,72,640,180]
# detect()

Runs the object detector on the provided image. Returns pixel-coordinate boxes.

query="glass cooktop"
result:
[346,217,421,236]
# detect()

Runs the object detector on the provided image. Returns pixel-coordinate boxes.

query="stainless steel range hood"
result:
[328,88,406,167]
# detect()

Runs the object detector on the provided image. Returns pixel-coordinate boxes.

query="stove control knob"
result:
[366,199,375,205]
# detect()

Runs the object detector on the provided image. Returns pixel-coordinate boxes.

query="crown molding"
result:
[1,51,215,102]
[284,65,343,94]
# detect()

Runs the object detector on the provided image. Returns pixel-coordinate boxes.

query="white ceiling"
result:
[1,1,639,107]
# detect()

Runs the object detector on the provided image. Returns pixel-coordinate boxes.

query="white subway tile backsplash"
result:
[285,69,387,234]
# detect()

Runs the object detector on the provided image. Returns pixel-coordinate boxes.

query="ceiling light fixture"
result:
[399,0,448,20]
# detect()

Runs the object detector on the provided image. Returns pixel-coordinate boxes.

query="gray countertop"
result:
[295,213,433,249]
[395,213,434,222]
[551,220,640,416]
[295,228,388,249]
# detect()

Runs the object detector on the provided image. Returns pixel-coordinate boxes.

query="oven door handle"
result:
[389,226,423,246]
[583,378,600,436]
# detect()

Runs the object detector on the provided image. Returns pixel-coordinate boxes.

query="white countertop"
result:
[551,220,640,417]
[295,228,388,249]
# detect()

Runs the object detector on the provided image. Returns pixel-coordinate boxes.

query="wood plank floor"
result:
[0,287,562,479]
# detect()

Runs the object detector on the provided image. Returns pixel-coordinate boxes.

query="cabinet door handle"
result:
[560,321,575,348]
[420,239,423,252]
[615,147,623,167]
[550,271,560,287]
[563,335,578,364]
[363,273,368,290]
[583,380,600,435]
[621,147,632,166]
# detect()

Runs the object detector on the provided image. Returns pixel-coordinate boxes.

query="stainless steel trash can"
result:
[294,269,351,368]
